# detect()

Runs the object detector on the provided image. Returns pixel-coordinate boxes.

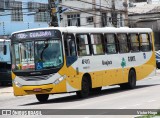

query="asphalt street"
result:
[0,70,160,118]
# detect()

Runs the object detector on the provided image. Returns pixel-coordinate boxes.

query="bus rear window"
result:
[139,34,151,52]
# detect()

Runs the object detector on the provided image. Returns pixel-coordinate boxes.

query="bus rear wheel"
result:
[36,94,49,102]
[120,69,136,89]
[91,87,102,93]
[76,76,90,98]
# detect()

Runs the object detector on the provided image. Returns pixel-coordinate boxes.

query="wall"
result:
[61,0,127,27]
[0,0,49,36]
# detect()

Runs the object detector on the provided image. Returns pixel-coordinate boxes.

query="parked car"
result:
[156,52,160,69]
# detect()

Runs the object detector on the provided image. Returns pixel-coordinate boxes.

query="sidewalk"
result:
[0,86,13,94]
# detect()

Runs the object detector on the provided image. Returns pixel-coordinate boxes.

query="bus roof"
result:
[12,27,153,35]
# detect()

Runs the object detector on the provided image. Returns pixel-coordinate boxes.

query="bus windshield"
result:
[12,39,63,71]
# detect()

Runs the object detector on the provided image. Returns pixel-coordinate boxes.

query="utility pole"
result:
[92,0,96,27]
[124,0,128,26]
[111,0,116,27]
[48,0,60,27]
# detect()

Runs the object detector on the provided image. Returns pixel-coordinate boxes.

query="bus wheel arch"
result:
[120,68,136,89]
[76,73,92,98]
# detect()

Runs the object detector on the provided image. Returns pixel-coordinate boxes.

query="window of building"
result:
[117,34,129,53]
[139,34,151,52]
[111,12,117,27]
[101,13,108,27]
[76,34,91,56]
[129,34,140,52]
[134,0,147,2]
[11,1,23,21]
[91,34,104,55]
[67,14,80,26]
[0,0,4,12]
[28,2,49,22]
[104,34,117,54]
[120,13,123,27]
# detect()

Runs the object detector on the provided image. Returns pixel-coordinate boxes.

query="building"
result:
[58,0,128,28]
[128,0,160,50]
[0,0,49,37]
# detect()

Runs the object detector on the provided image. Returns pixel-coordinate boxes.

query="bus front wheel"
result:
[36,94,49,102]
[76,76,90,98]
[120,69,136,89]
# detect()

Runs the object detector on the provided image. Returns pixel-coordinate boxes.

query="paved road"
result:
[0,70,160,118]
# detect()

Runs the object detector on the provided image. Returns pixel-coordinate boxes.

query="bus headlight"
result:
[53,75,66,85]
[13,80,22,87]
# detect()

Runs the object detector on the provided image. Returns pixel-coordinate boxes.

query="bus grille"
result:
[20,74,53,81]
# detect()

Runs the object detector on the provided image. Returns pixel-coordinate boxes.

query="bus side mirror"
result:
[3,45,7,55]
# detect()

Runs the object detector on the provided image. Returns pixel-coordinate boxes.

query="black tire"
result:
[91,87,102,93]
[76,76,90,98]
[120,69,136,89]
[157,63,160,69]
[119,83,128,89]
[36,94,49,102]
[1,82,7,86]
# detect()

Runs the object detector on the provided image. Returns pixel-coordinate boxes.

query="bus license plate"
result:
[33,88,42,92]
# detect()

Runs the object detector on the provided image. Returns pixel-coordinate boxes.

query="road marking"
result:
[132,104,142,107]
[84,116,92,118]
[119,107,127,109]
[147,100,156,103]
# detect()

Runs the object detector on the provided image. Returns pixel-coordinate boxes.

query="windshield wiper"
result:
[40,41,49,60]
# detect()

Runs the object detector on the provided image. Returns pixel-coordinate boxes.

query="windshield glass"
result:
[12,39,63,71]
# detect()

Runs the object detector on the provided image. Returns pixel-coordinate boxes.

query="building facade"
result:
[0,0,49,36]
[128,0,160,50]
[59,0,128,27]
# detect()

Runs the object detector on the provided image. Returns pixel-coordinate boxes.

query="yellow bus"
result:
[11,27,156,102]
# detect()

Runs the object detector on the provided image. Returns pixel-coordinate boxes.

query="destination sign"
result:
[13,30,61,40]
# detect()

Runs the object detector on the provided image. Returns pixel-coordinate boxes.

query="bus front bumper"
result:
[13,80,67,96]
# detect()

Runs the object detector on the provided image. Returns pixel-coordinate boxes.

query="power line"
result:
[76,0,127,13]
[76,0,137,14]
[60,4,128,21]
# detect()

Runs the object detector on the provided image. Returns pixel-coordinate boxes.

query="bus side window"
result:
[129,34,140,52]
[104,34,117,54]
[64,34,76,56]
[76,34,91,56]
[91,34,104,55]
[64,33,77,67]
[139,34,151,52]
[117,33,129,53]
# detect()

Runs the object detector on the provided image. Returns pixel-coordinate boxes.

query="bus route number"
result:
[82,59,90,64]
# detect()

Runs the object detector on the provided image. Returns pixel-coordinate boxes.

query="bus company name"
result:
[82,59,90,64]
[29,31,52,38]
[102,60,112,66]
[128,56,136,62]
[17,31,52,39]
